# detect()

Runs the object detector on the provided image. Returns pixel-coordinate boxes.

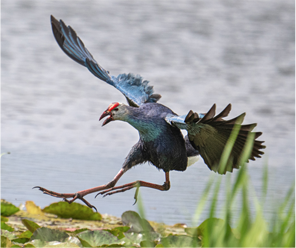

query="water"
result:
[2,0,294,225]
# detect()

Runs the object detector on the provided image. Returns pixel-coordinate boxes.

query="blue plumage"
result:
[52,17,160,107]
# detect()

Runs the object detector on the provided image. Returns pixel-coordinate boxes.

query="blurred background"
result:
[2,0,294,225]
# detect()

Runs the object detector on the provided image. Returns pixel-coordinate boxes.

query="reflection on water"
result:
[2,1,294,225]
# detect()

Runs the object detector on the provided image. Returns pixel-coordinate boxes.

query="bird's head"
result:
[99,102,129,126]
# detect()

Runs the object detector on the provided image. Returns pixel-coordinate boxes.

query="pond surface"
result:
[2,0,294,225]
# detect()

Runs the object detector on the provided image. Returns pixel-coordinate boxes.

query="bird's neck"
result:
[123,107,162,142]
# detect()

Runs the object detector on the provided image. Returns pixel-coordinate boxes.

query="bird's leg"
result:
[97,172,171,204]
[33,168,126,210]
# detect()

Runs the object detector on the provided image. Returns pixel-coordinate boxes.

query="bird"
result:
[34,15,265,210]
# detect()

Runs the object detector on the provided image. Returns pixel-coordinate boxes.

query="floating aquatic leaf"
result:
[1,222,14,232]
[106,226,130,239]
[78,230,122,247]
[30,227,69,242]
[1,200,19,216]
[121,210,154,233]
[11,237,30,244]
[43,201,102,220]
[18,230,33,239]
[45,241,80,247]
[21,219,40,233]
[1,236,12,248]
[161,235,199,247]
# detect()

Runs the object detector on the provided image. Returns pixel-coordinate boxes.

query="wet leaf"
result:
[25,201,44,216]
[121,210,154,233]
[161,235,199,247]
[11,245,22,248]
[21,219,41,233]
[30,227,69,242]
[78,230,122,247]
[23,244,35,247]
[65,228,89,235]
[11,237,30,244]
[18,230,33,239]
[1,235,12,247]
[1,200,20,216]
[106,226,130,239]
[1,222,14,232]
[43,201,102,220]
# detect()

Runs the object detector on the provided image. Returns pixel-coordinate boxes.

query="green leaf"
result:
[11,245,22,248]
[1,235,12,247]
[11,238,30,244]
[65,228,89,235]
[1,222,14,232]
[106,226,130,240]
[21,219,40,233]
[161,235,199,247]
[18,230,33,239]
[43,201,102,220]
[78,230,122,247]
[1,201,20,216]
[1,216,9,222]
[43,242,80,248]
[121,210,154,233]
[30,227,69,242]
[24,244,35,247]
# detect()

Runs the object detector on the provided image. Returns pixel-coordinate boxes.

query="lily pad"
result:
[1,200,20,216]
[1,236,12,248]
[18,230,33,239]
[78,230,122,247]
[161,235,199,247]
[43,242,80,248]
[21,219,40,233]
[1,222,14,232]
[43,202,102,220]
[30,227,69,242]
[121,211,154,233]
[106,226,130,239]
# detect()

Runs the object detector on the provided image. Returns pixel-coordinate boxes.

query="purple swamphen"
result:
[34,16,265,210]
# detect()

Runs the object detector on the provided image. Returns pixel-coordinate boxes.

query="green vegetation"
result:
[1,163,294,247]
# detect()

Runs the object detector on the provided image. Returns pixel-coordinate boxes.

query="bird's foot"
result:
[95,181,139,200]
[33,186,97,211]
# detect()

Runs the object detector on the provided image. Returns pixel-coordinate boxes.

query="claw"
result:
[33,186,97,211]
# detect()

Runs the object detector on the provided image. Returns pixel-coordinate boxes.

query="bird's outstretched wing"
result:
[50,15,161,107]
[166,104,265,174]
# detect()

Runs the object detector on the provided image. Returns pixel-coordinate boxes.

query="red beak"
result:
[99,111,113,126]
[99,102,120,126]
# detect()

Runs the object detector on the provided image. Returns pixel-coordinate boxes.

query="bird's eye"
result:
[113,108,119,111]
